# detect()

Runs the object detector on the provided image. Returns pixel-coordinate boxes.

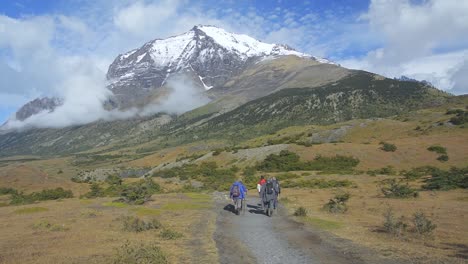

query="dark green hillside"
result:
[183,72,450,140]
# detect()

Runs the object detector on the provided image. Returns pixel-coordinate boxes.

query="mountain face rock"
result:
[15,97,63,121]
[106,25,329,108]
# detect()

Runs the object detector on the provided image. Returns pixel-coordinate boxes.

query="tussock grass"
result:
[14,207,48,214]
[160,229,183,240]
[32,220,69,231]
[112,241,168,264]
[103,202,128,208]
[131,207,161,216]
[306,217,342,230]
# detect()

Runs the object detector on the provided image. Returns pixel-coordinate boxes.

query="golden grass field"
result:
[280,175,468,264]
[0,102,467,263]
[0,192,217,264]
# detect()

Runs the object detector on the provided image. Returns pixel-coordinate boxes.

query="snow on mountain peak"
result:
[194,25,308,59]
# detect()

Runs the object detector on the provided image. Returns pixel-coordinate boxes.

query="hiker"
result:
[230,180,247,214]
[260,178,278,213]
[257,175,267,196]
[272,177,281,209]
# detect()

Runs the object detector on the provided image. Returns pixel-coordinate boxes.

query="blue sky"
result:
[1,0,468,126]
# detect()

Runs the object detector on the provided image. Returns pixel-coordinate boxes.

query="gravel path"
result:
[213,193,354,264]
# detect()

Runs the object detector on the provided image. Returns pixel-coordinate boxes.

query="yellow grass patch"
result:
[305,217,343,230]
[131,207,161,216]
[102,202,128,208]
[14,207,48,214]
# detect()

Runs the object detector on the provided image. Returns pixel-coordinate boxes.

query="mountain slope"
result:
[169,71,451,140]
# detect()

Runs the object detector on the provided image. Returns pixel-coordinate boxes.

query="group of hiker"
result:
[229,175,281,215]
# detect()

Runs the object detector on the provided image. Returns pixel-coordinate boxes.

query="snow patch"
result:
[198,75,213,90]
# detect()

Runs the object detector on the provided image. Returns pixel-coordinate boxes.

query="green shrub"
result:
[323,193,350,213]
[82,183,105,198]
[10,188,74,205]
[121,216,162,232]
[151,162,236,191]
[367,166,397,176]
[402,166,441,180]
[427,145,447,155]
[381,179,418,198]
[212,149,221,156]
[448,109,467,125]
[256,150,359,173]
[436,154,449,162]
[106,175,123,186]
[423,167,468,190]
[0,187,18,195]
[113,241,168,264]
[412,212,436,235]
[160,229,183,240]
[379,142,397,152]
[383,208,407,237]
[293,207,307,217]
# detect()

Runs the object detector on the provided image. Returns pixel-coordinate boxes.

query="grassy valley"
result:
[0,95,466,263]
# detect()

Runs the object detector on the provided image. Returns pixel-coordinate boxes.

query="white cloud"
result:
[347,0,468,94]
[114,0,181,38]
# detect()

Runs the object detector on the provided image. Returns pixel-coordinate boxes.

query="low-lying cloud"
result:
[2,72,210,131]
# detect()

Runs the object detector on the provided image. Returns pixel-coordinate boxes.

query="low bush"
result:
[10,188,73,205]
[412,211,436,236]
[427,145,447,155]
[113,241,168,264]
[423,167,468,190]
[402,166,441,180]
[120,181,157,205]
[82,183,105,198]
[160,229,183,240]
[257,150,359,173]
[323,193,350,213]
[381,179,418,198]
[436,154,449,162]
[367,166,397,176]
[383,208,407,237]
[379,142,397,152]
[448,109,467,125]
[121,216,162,232]
[0,187,18,195]
[150,162,237,191]
[293,207,307,217]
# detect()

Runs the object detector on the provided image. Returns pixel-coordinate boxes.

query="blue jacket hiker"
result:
[230,180,247,200]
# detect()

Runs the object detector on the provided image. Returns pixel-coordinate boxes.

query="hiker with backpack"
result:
[260,178,279,216]
[257,175,267,197]
[272,177,281,210]
[230,180,247,215]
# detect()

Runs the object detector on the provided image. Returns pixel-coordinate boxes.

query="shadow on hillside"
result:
[445,243,468,259]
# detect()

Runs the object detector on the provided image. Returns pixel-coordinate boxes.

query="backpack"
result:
[266,181,274,195]
[232,185,240,197]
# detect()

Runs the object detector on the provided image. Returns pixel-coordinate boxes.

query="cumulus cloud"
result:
[342,0,468,94]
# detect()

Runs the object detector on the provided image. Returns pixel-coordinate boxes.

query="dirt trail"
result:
[213,192,404,264]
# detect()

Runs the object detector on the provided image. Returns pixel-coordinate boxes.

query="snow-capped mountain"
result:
[106,25,332,108]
